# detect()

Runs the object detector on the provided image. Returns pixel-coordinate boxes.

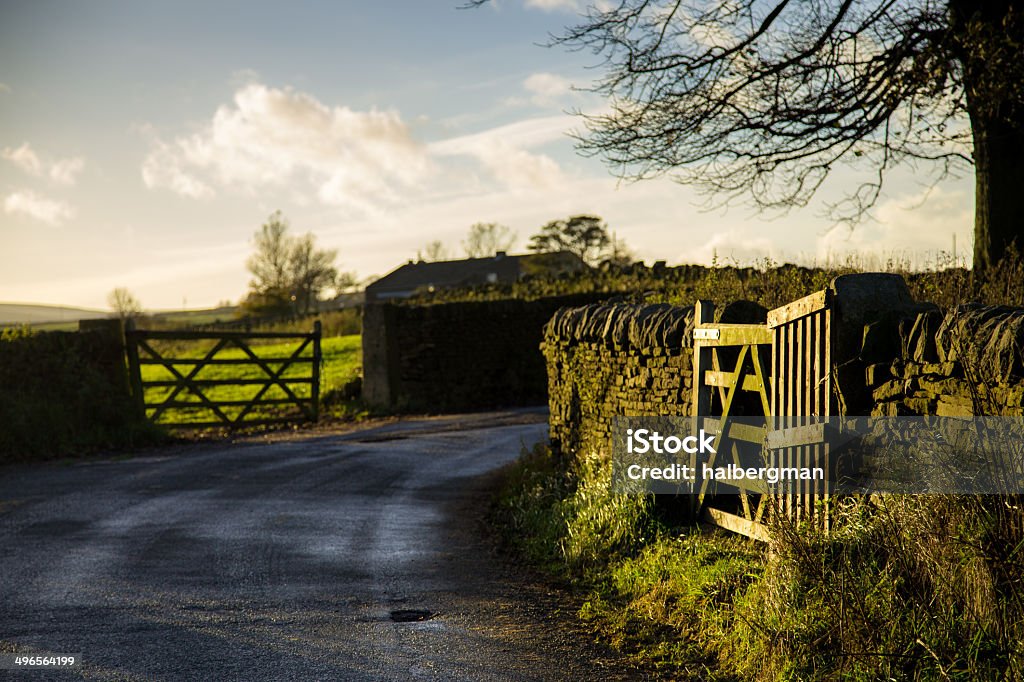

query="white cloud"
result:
[4,190,74,225]
[433,116,571,152]
[524,0,585,11]
[141,83,429,211]
[0,83,10,94]
[683,229,780,265]
[2,143,42,175]
[470,141,563,189]
[815,185,972,268]
[141,140,214,199]
[524,72,570,97]
[523,72,573,107]
[429,116,570,190]
[2,142,85,185]
[49,157,85,185]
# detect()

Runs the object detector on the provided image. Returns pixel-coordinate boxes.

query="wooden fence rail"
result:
[125,321,321,429]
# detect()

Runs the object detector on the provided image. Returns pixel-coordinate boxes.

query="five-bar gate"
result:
[125,321,322,429]
[691,290,834,538]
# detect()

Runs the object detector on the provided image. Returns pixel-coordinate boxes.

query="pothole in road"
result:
[390,609,433,622]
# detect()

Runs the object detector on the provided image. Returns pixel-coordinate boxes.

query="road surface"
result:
[0,410,643,680]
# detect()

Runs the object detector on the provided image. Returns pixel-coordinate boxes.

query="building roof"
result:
[365,251,586,300]
[367,253,522,297]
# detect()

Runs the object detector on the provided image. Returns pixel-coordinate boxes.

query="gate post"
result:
[122,318,146,418]
[827,273,931,415]
[311,320,322,423]
[690,300,714,517]
[691,300,715,417]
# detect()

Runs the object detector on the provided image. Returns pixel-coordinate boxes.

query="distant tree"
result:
[604,233,635,267]
[335,271,359,294]
[242,211,341,316]
[245,211,293,314]
[463,222,517,258]
[289,233,338,315]
[419,240,450,262]
[528,214,611,266]
[108,287,142,321]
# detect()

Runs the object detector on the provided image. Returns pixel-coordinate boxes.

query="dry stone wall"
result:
[0,319,152,462]
[361,294,606,412]
[542,303,697,458]
[362,273,1024,448]
[870,306,1024,416]
[542,281,1024,462]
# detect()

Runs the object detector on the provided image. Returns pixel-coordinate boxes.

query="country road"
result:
[0,410,642,681]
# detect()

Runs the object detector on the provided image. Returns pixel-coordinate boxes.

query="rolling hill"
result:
[0,303,109,325]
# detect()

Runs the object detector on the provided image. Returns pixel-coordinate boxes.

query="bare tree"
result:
[468,0,1024,272]
[246,211,292,310]
[242,211,341,315]
[108,287,142,321]
[528,214,611,266]
[335,271,359,294]
[289,233,338,315]
[419,240,450,261]
[463,222,517,258]
[605,233,636,267]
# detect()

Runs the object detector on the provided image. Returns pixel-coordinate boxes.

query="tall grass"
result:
[747,492,1024,680]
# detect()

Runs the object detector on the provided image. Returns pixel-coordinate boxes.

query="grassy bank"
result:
[493,445,1024,680]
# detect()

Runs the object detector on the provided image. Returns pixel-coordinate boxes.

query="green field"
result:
[139,334,361,426]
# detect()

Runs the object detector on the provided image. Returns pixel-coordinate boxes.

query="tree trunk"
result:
[950,0,1024,272]
[970,114,1024,272]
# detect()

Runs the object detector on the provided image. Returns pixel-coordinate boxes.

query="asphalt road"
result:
[0,410,642,681]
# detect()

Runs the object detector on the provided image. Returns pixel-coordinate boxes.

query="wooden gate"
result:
[124,321,321,429]
[692,290,834,539]
[766,289,834,530]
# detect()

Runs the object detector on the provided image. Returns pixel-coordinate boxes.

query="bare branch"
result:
[546,0,971,222]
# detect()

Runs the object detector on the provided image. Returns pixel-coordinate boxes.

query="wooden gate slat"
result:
[141,378,314,387]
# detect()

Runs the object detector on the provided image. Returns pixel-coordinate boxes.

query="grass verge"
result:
[492,444,1024,680]
[490,445,764,678]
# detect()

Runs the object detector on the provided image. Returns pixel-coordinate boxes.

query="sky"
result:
[0,0,975,311]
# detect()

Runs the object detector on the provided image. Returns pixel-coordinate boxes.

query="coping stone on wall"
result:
[901,309,943,364]
[545,302,694,350]
[936,305,1024,382]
